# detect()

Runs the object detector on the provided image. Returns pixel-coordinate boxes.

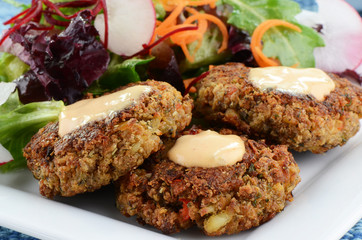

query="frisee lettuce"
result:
[222,0,325,67]
[0,92,64,172]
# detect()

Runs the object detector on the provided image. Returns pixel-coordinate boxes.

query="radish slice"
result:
[296,0,362,73]
[94,0,156,56]
[355,60,362,76]
[0,82,16,166]
[0,144,13,166]
[0,82,16,106]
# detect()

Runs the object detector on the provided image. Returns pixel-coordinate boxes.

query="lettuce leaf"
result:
[222,0,324,67]
[88,56,154,95]
[0,92,64,172]
[2,0,29,9]
[262,23,324,68]
[152,0,166,20]
[0,53,29,83]
[180,26,232,72]
[7,11,109,104]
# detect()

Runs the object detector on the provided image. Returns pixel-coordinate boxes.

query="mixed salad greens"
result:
[0,0,361,172]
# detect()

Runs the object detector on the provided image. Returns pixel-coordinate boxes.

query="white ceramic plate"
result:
[0,121,361,240]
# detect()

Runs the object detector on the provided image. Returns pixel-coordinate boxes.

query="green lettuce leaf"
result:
[180,26,231,73]
[49,0,88,16]
[34,0,92,28]
[0,53,29,82]
[0,93,64,172]
[152,0,166,20]
[222,0,325,67]
[88,56,154,94]
[3,0,29,9]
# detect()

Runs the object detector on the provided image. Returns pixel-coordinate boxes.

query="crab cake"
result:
[24,80,193,198]
[116,128,300,236]
[194,63,362,153]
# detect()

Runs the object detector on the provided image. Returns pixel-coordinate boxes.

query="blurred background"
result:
[347,0,362,12]
[0,0,361,32]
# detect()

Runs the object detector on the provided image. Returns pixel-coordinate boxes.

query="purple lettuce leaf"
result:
[338,69,362,86]
[148,42,185,94]
[227,26,256,67]
[9,10,109,104]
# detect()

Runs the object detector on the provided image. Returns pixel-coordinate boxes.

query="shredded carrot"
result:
[154,0,228,63]
[160,0,217,12]
[150,20,164,45]
[183,71,210,95]
[180,40,195,62]
[172,7,208,55]
[250,19,302,67]
[156,3,186,34]
[157,23,196,36]
[188,0,217,8]
[183,78,197,93]
[183,13,228,54]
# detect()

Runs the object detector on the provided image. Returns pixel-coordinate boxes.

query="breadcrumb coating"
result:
[194,63,362,153]
[24,80,193,198]
[116,128,300,236]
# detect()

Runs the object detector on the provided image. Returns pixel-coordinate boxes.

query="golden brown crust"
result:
[115,128,300,236]
[24,80,193,198]
[194,63,362,153]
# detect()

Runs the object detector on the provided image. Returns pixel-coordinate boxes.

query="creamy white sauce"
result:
[249,66,335,100]
[167,130,245,168]
[58,85,152,137]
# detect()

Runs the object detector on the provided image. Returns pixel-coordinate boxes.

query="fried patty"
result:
[194,63,362,153]
[116,128,300,236]
[24,80,193,198]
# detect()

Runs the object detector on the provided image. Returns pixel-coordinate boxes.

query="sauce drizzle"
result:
[58,85,152,137]
[168,130,245,168]
[249,67,335,100]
